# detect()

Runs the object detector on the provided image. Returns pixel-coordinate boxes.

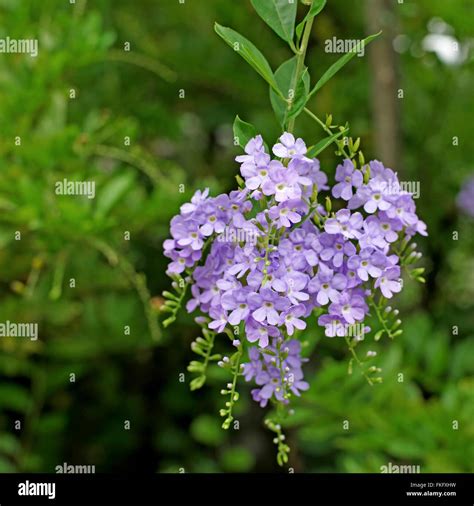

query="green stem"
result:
[344,335,374,386]
[202,332,217,372]
[221,349,242,429]
[287,1,315,134]
[303,108,352,158]
[227,351,241,417]
[49,250,68,300]
[368,296,394,339]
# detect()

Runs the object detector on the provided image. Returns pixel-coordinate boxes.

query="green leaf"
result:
[296,0,326,40]
[0,434,21,456]
[250,0,297,43]
[306,128,347,157]
[220,446,256,472]
[190,415,226,446]
[0,385,31,412]
[190,375,206,391]
[95,172,135,218]
[233,115,257,150]
[308,31,382,99]
[270,56,310,128]
[214,23,281,95]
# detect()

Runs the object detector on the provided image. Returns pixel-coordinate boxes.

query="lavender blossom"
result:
[163,133,427,411]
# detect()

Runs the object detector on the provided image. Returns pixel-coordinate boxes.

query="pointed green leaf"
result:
[233,115,257,150]
[308,31,382,99]
[251,0,297,43]
[95,172,135,219]
[270,56,310,128]
[306,128,347,157]
[214,23,281,95]
[296,0,326,40]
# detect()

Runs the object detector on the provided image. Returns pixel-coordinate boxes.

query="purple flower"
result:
[282,304,307,335]
[245,319,280,348]
[166,255,187,274]
[375,266,402,298]
[347,248,387,281]
[308,263,347,305]
[240,153,272,190]
[208,307,228,333]
[324,209,363,239]
[272,271,310,305]
[332,159,363,201]
[319,232,356,268]
[262,163,311,202]
[318,314,348,337]
[361,179,393,213]
[244,338,309,407]
[385,194,425,235]
[180,188,210,215]
[272,133,307,158]
[358,217,389,251]
[373,213,402,243]
[199,201,227,236]
[250,288,290,325]
[290,157,329,191]
[235,135,266,165]
[243,347,263,381]
[329,292,368,324]
[268,199,306,228]
[221,288,255,325]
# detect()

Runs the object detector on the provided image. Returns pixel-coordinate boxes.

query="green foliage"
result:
[187,324,221,391]
[161,276,190,329]
[214,23,281,94]
[220,446,255,472]
[307,31,382,99]
[265,417,290,467]
[296,0,327,40]
[270,56,310,128]
[190,415,226,447]
[250,0,297,44]
[0,0,472,474]
[307,128,347,157]
[233,115,258,150]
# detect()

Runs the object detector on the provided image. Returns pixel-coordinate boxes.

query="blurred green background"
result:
[0,0,473,473]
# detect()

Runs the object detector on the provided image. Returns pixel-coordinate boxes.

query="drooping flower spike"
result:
[162,132,427,463]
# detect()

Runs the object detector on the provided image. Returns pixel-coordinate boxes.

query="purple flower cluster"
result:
[164,133,427,408]
[243,339,309,408]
